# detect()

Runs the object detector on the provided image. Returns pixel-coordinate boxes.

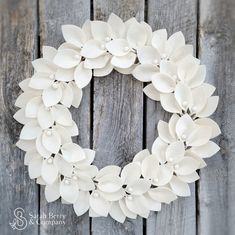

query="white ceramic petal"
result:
[81,40,106,58]
[168,114,180,139]
[13,108,32,125]
[91,21,112,41]
[32,58,57,74]
[60,178,79,203]
[42,83,63,107]
[69,82,83,108]
[25,96,42,118]
[143,84,160,101]
[137,46,159,64]
[37,105,54,129]
[55,68,74,82]
[108,13,126,39]
[74,62,92,88]
[141,155,159,179]
[160,93,182,113]
[197,96,219,117]
[141,22,152,45]
[84,54,110,69]
[187,126,212,146]
[132,64,158,82]
[151,137,168,164]
[95,166,121,180]
[171,45,193,63]
[188,65,206,88]
[109,201,126,223]
[178,171,200,183]
[62,25,86,48]
[93,62,114,77]
[106,39,129,56]
[144,193,161,211]
[41,158,59,184]
[15,91,41,108]
[20,120,42,140]
[191,86,208,114]
[121,162,141,185]
[76,175,95,191]
[16,139,36,152]
[174,157,200,175]
[42,46,57,61]
[29,73,54,89]
[54,154,73,177]
[166,141,185,162]
[151,29,167,54]
[127,179,151,195]
[98,175,123,193]
[73,191,90,216]
[42,129,61,154]
[157,120,175,143]
[111,52,136,69]
[60,83,73,107]
[28,155,43,179]
[160,60,178,77]
[52,104,73,126]
[152,73,175,93]
[194,118,221,138]
[127,22,147,49]
[169,176,190,197]
[155,165,173,186]
[35,134,51,158]
[45,179,60,202]
[119,198,137,219]
[53,49,81,69]
[174,82,192,110]
[89,191,111,216]
[133,149,150,163]
[190,141,220,158]
[148,187,177,204]
[166,31,185,57]
[61,143,86,163]
[99,189,125,202]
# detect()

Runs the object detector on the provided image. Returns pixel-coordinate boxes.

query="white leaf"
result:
[55,68,74,82]
[133,149,150,163]
[175,157,200,175]
[119,198,137,219]
[91,21,112,41]
[32,58,57,74]
[84,54,110,69]
[98,175,123,193]
[127,179,151,195]
[166,31,185,56]
[29,73,54,89]
[35,134,51,158]
[96,166,121,180]
[93,62,114,77]
[178,171,200,183]
[13,108,32,125]
[151,137,168,164]
[141,155,159,179]
[69,82,83,108]
[74,62,92,88]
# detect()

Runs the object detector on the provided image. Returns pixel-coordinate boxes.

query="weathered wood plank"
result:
[38,1,91,234]
[146,1,198,235]
[0,0,39,234]
[197,0,235,234]
[92,0,145,234]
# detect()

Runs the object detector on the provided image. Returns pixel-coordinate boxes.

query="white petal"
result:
[62,25,86,48]
[41,159,59,184]
[52,104,72,126]
[37,105,54,129]
[121,162,141,185]
[108,13,125,38]
[170,176,190,197]
[14,108,32,125]
[74,62,92,88]
[114,64,135,74]
[79,148,96,165]
[54,154,73,177]
[151,137,168,163]
[20,120,42,140]
[93,62,114,77]
[176,114,195,139]
[133,149,150,163]
[171,45,193,63]
[84,54,110,69]
[42,83,62,107]
[188,65,206,88]
[35,134,51,157]
[77,175,95,191]
[178,171,200,183]
[152,73,175,93]
[174,82,192,110]
[15,91,41,108]
[82,20,92,40]
[166,31,185,56]
[141,22,153,45]
[151,29,167,54]
[148,187,177,204]
[16,139,35,152]
[91,21,112,41]
[42,129,61,153]
[191,85,208,113]
[45,179,60,202]
[144,193,161,211]
[60,178,79,203]
[190,141,220,158]
[127,22,147,49]
[168,114,180,139]
[69,82,83,108]
[201,83,216,97]
[160,93,182,113]
[19,78,31,91]
[187,126,212,146]
[141,155,159,179]
[157,120,175,143]
[175,157,200,175]
[53,49,80,69]
[197,96,219,117]
[111,52,136,69]
[29,73,54,89]
[28,155,43,179]
[61,143,85,163]
[106,39,129,56]
[132,64,158,82]
[195,118,221,138]
[137,46,159,65]
[128,179,151,195]
[99,189,125,201]
[63,120,79,136]
[32,58,57,73]
[98,175,123,193]
[160,60,178,77]
[60,83,73,107]
[143,84,160,101]
[89,191,111,216]
[53,125,72,144]
[109,201,126,223]
[55,68,74,82]
[81,40,106,58]
[95,166,121,180]
[73,191,90,216]
[166,141,185,162]
[155,165,173,186]
[119,198,137,219]
[42,46,57,61]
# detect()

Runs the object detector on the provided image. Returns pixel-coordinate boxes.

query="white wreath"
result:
[14,13,221,223]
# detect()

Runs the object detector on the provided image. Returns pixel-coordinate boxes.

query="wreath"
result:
[14,13,220,223]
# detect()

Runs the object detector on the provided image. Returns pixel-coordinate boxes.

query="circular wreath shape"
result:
[14,13,221,223]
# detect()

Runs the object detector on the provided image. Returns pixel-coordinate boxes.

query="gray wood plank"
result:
[38,1,91,234]
[146,1,198,235]
[92,0,145,234]
[0,0,39,234]
[197,0,235,234]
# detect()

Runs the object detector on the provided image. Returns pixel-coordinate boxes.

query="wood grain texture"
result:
[91,0,145,234]
[0,0,39,234]
[38,1,91,234]
[146,1,198,235]
[197,0,235,234]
